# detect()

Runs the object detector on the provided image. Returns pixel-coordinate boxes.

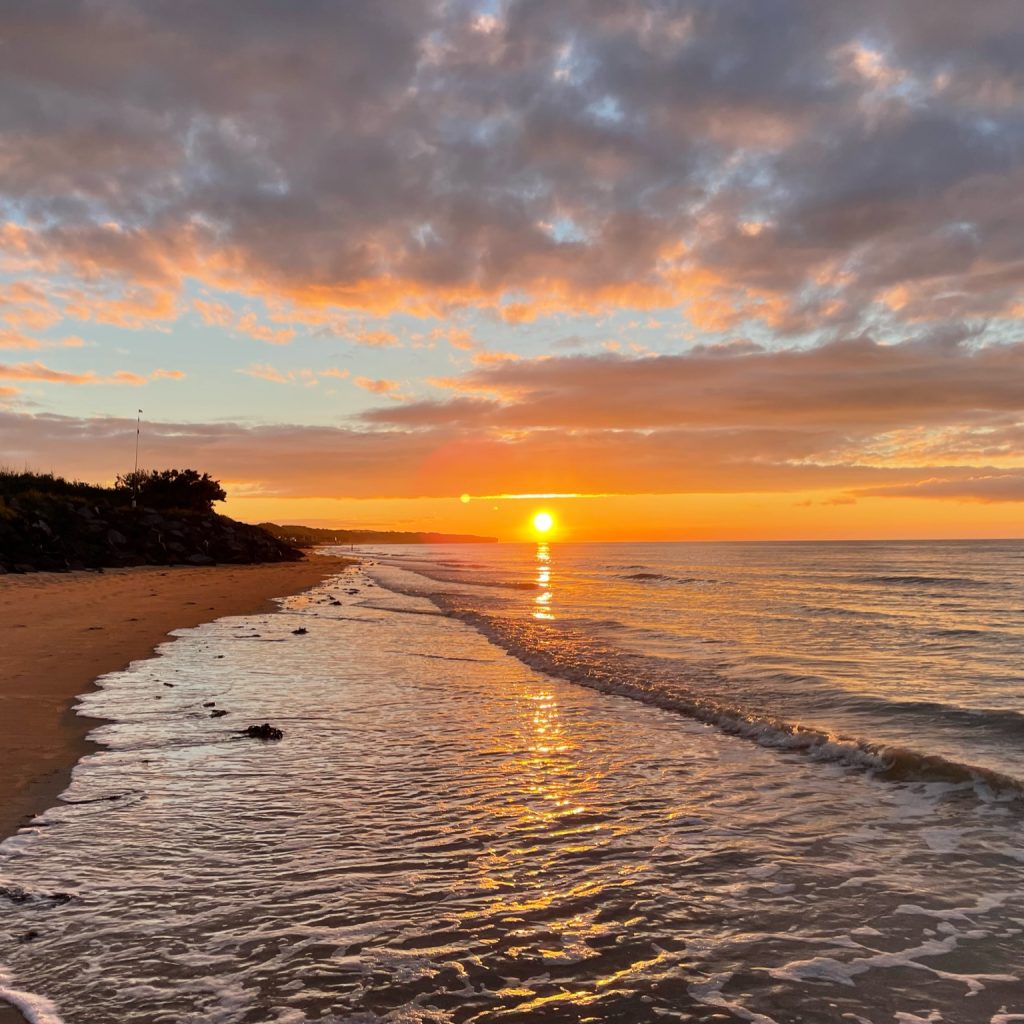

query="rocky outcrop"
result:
[0,494,301,573]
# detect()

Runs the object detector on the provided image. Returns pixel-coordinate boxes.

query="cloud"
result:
[0,362,184,386]
[353,376,408,401]
[4,0,1024,336]
[194,300,295,343]
[194,299,234,328]
[0,409,1012,503]
[2,2,1023,512]
[347,334,1024,504]
[470,350,520,366]
[240,363,349,386]
[0,361,96,385]
[0,330,85,350]
[856,473,1024,503]
[235,312,294,345]
[364,334,1024,433]
[350,330,399,349]
[241,363,290,384]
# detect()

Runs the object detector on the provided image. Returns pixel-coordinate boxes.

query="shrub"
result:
[115,469,227,513]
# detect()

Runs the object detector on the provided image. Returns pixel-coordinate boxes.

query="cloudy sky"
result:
[2,0,1023,539]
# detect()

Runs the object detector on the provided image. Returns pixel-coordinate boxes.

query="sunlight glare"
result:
[533,511,554,534]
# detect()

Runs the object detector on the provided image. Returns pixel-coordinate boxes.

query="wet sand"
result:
[0,555,351,846]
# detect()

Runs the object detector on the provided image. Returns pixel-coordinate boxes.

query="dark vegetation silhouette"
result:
[0,468,297,573]
[115,469,227,513]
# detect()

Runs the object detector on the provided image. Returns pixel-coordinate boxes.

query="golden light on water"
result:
[532,511,554,534]
[534,541,554,620]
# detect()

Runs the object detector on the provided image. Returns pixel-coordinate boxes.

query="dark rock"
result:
[16,930,40,943]
[202,701,216,708]
[210,709,228,718]
[0,492,302,574]
[291,627,308,635]
[0,886,72,907]
[241,723,284,741]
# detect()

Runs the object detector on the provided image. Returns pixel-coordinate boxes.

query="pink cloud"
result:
[240,364,350,385]
[471,350,520,366]
[0,330,85,350]
[351,330,399,348]
[0,362,185,387]
[354,376,401,395]
[0,361,97,384]
[236,312,295,345]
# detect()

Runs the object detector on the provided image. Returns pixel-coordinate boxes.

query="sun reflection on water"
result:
[533,541,554,620]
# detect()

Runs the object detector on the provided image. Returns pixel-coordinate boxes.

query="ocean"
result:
[1,540,1023,1023]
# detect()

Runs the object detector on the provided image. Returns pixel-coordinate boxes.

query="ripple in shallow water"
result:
[0,570,1022,1023]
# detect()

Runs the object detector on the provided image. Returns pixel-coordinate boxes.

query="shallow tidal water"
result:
[1,549,1023,1023]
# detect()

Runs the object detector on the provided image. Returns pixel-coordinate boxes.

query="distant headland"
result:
[258,523,499,547]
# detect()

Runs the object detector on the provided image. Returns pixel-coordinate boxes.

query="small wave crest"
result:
[430,601,1024,800]
[851,574,993,589]
[620,572,717,585]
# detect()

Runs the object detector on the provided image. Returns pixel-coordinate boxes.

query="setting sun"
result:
[532,511,554,534]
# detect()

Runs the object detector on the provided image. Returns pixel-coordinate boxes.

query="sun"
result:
[532,511,554,534]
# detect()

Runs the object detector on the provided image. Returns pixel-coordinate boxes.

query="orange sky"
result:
[230,491,1024,543]
[1,4,1022,540]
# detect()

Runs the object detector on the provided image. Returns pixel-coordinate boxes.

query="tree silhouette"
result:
[116,469,227,512]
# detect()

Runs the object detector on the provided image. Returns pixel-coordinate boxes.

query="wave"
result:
[851,575,994,589]
[620,572,718,585]
[813,693,1024,736]
[409,592,1024,801]
[796,604,894,620]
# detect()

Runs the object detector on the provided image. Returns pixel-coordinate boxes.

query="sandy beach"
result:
[0,555,350,846]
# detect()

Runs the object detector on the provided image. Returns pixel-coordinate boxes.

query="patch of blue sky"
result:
[543,216,589,244]
[587,95,625,124]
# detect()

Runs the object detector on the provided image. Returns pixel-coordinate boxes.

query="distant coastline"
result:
[259,522,499,546]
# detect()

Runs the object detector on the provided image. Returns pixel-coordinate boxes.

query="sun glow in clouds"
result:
[532,511,554,534]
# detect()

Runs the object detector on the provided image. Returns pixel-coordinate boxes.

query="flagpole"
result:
[132,409,142,508]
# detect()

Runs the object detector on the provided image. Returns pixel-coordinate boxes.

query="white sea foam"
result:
[0,971,64,1024]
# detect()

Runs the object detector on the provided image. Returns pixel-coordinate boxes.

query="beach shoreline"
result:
[0,554,352,848]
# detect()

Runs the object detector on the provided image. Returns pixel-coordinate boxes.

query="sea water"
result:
[0,541,1022,1023]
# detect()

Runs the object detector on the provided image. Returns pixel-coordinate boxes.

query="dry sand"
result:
[0,555,352,846]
